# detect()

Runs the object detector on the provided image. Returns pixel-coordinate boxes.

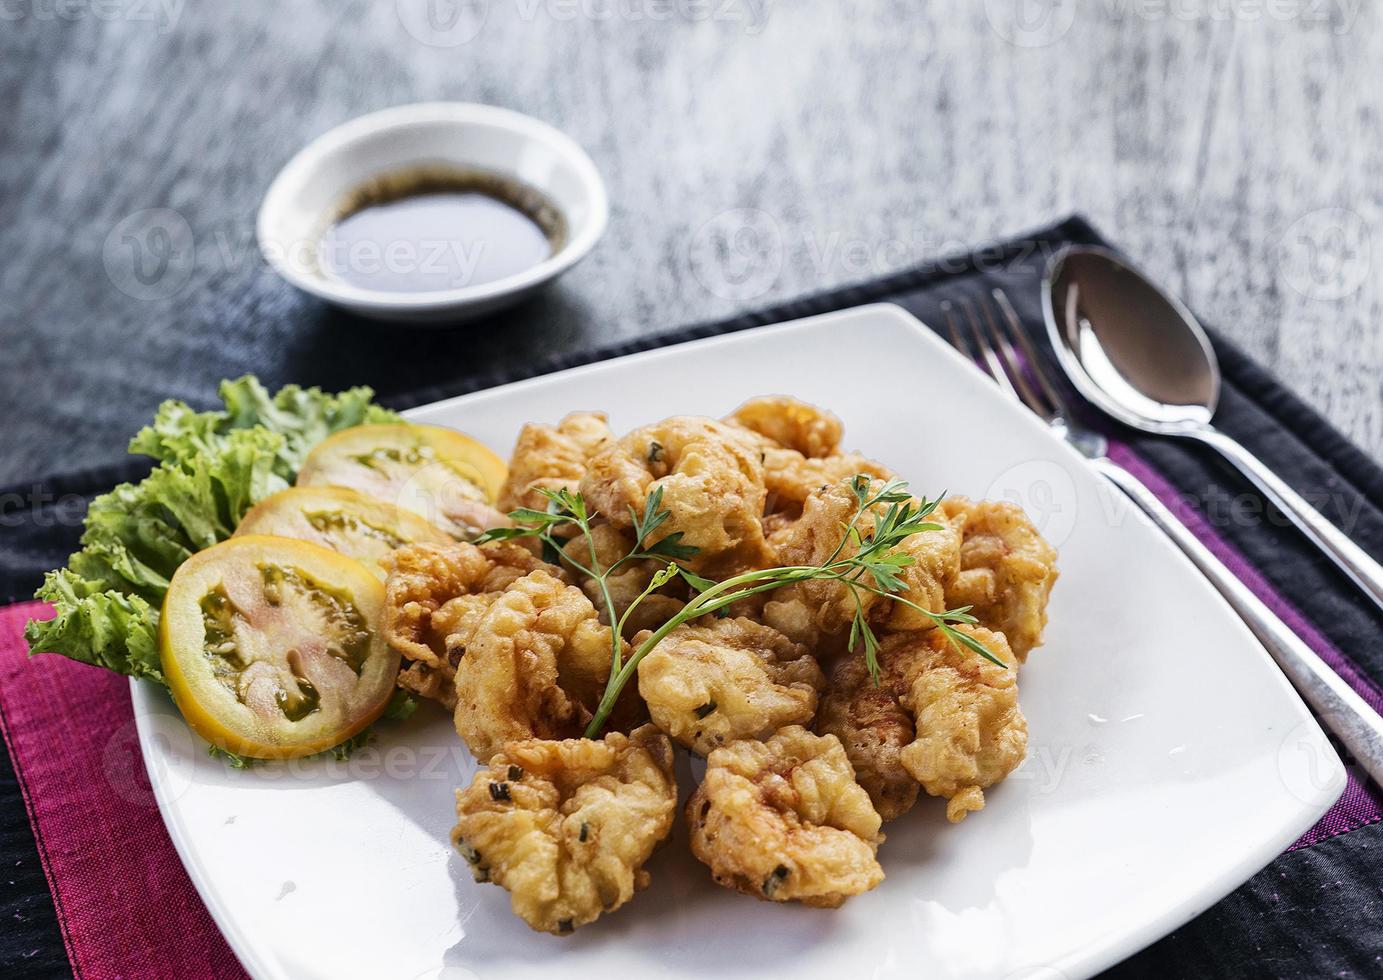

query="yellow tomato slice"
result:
[296,423,508,540]
[160,535,400,760]
[234,486,450,579]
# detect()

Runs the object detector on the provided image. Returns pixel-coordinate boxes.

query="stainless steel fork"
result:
[943,289,1383,789]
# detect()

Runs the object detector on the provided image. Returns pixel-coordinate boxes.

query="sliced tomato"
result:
[296,423,508,540]
[160,535,400,760]
[235,486,450,579]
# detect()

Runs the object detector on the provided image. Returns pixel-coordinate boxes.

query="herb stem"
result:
[483,478,1004,740]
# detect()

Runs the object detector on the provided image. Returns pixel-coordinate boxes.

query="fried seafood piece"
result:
[687,726,884,907]
[397,593,497,706]
[382,541,561,709]
[452,569,629,762]
[724,396,894,517]
[761,450,894,520]
[938,497,1058,661]
[498,411,614,513]
[885,507,963,631]
[579,416,770,575]
[761,480,958,648]
[636,618,825,755]
[897,625,1027,822]
[815,653,920,821]
[762,481,887,648]
[560,524,685,638]
[819,626,1026,823]
[451,724,677,935]
[726,395,843,458]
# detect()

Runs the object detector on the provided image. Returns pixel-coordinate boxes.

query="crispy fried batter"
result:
[451,725,677,934]
[452,569,627,761]
[724,396,893,517]
[939,498,1058,660]
[818,626,1025,823]
[561,524,686,638]
[499,412,615,513]
[636,618,825,755]
[761,480,958,648]
[382,541,560,709]
[887,507,963,631]
[815,653,920,821]
[896,625,1026,821]
[762,481,888,649]
[760,450,895,519]
[687,726,884,907]
[579,416,770,575]
[726,395,843,458]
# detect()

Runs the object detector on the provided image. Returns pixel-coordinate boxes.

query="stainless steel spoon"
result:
[1043,244,1383,615]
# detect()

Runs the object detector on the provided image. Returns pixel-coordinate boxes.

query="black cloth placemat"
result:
[3,215,1381,979]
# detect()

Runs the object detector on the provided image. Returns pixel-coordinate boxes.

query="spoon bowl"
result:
[1043,245,1218,433]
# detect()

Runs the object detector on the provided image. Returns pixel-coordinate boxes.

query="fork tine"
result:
[990,288,1074,420]
[941,301,972,359]
[958,299,1021,402]
[974,293,1054,419]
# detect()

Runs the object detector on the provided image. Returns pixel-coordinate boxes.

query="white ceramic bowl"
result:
[257,103,608,324]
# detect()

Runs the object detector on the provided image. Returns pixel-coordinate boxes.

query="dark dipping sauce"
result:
[317,166,566,293]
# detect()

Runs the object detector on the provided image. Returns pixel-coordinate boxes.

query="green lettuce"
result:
[25,570,163,684]
[26,377,397,687]
[129,375,400,478]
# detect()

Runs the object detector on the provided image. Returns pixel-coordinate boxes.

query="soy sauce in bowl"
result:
[317,166,567,294]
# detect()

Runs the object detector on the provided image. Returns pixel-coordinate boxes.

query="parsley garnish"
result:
[479,475,1003,737]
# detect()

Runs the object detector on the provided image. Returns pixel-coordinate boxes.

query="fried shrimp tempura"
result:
[898,625,1027,822]
[579,416,769,575]
[759,450,895,519]
[724,396,894,518]
[561,524,685,638]
[886,507,963,631]
[451,725,677,935]
[687,726,884,907]
[382,541,561,709]
[498,411,614,513]
[761,480,958,649]
[939,498,1058,660]
[820,626,1026,823]
[815,653,920,821]
[452,569,628,762]
[726,395,843,458]
[636,618,825,755]
[762,481,888,648]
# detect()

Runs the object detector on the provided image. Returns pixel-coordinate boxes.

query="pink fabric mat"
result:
[0,600,245,980]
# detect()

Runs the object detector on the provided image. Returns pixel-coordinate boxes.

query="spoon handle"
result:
[1188,426,1383,616]
[1092,456,1383,790]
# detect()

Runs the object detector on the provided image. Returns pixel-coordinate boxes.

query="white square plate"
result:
[134,304,1345,980]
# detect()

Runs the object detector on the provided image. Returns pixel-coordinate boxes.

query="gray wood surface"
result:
[1,2,1380,485]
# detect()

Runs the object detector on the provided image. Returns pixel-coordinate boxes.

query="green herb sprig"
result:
[481,475,1003,738]
[476,485,698,680]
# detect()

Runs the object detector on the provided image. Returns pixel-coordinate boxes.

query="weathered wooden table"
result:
[1,2,1377,484]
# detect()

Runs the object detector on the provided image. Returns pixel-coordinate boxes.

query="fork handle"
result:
[1187,425,1383,616]
[1091,456,1383,790]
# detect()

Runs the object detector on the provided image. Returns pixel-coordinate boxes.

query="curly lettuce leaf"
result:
[25,569,163,684]
[68,427,289,604]
[129,375,401,479]
[27,427,291,682]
